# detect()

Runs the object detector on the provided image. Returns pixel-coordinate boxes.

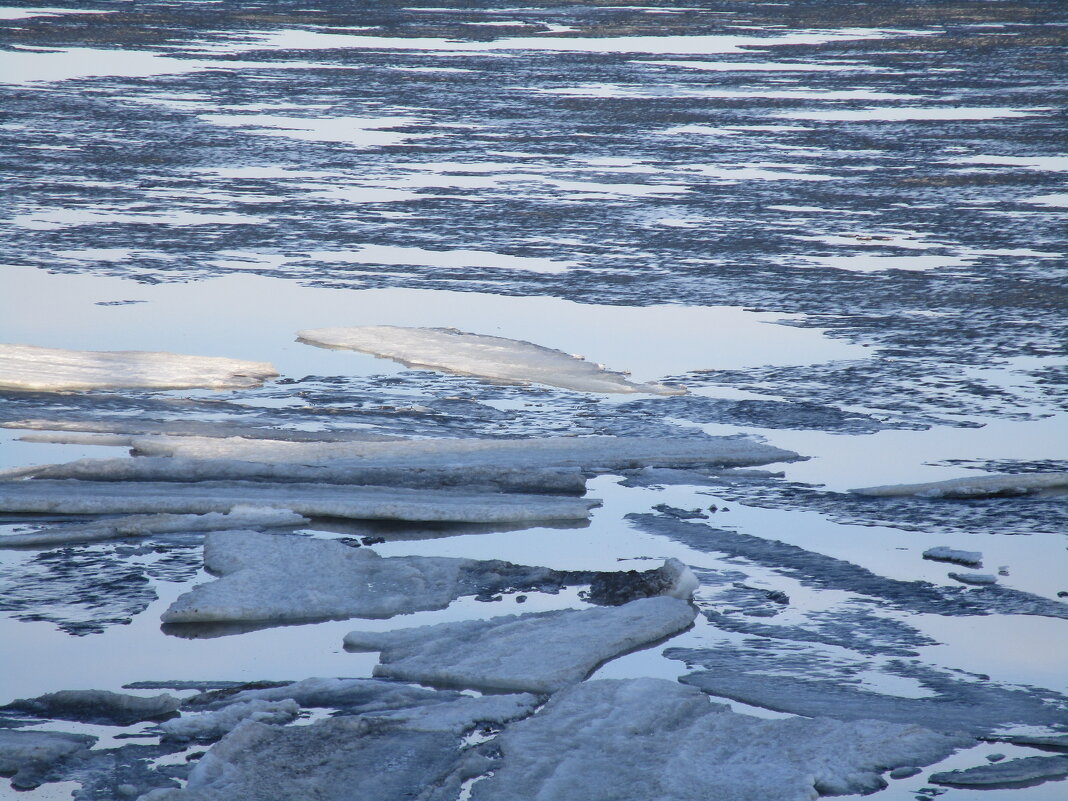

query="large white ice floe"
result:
[297,325,687,395]
[159,699,300,741]
[850,472,1068,498]
[122,433,800,470]
[343,596,697,694]
[0,480,597,523]
[468,678,972,801]
[161,531,479,624]
[0,344,278,390]
[14,456,588,494]
[0,506,307,547]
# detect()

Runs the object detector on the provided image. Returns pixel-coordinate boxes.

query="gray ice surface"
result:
[930,755,1068,788]
[2,689,180,726]
[0,729,96,790]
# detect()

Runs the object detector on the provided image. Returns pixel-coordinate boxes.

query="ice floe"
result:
[122,434,799,471]
[344,596,697,693]
[923,546,983,567]
[468,678,971,801]
[0,480,597,523]
[2,689,179,726]
[930,755,1068,788]
[0,507,308,548]
[0,729,96,791]
[0,344,277,391]
[297,325,686,395]
[850,472,1068,498]
[187,677,463,714]
[158,699,300,742]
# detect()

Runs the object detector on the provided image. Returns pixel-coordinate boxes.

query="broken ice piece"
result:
[159,699,300,741]
[297,325,687,395]
[2,689,179,725]
[0,343,277,391]
[922,547,982,568]
[0,729,96,790]
[849,472,1068,499]
[948,572,998,586]
[344,596,697,694]
[930,754,1068,788]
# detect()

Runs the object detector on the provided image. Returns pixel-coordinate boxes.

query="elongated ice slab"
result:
[0,506,308,548]
[125,434,799,470]
[469,678,971,801]
[931,755,1068,788]
[159,699,300,741]
[0,480,596,523]
[923,547,983,567]
[344,596,697,693]
[297,325,686,395]
[851,473,1068,499]
[0,344,277,391]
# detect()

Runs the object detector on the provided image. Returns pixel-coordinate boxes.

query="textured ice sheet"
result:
[125,434,800,471]
[16,456,587,495]
[297,325,686,395]
[930,755,1068,788]
[0,729,96,791]
[0,506,307,547]
[187,677,463,714]
[0,480,597,523]
[468,678,971,801]
[344,596,697,693]
[2,690,179,726]
[850,473,1068,498]
[923,546,983,567]
[159,699,299,741]
[0,344,277,390]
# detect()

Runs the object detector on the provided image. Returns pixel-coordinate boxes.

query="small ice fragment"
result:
[0,344,278,390]
[948,572,998,586]
[0,730,96,791]
[922,547,983,568]
[297,325,686,395]
[849,473,1068,499]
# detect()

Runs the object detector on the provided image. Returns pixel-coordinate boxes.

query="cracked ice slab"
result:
[0,344,277,390]
[468,678,971,801]
[0,506,308,547]
[849,472,1068,498]
[0,480,597,523]
[15,456,588,495]
[124,434,800,471]
[344,596,697,694]
[297,325,686,395]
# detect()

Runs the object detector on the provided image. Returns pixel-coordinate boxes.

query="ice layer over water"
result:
[850,472,1068,498]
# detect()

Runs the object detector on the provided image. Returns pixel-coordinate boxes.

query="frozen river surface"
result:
[0,1,1066,800]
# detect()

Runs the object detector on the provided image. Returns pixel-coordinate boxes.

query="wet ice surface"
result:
[1,1,1067,800]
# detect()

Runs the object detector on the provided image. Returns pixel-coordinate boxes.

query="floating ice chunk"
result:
[344,596,697,694]
[192,677,462,713]
[0,507,308,548]
[363,692,539,734]
[469,678,971,801]
[948,572,998,586]
[923,547,983,568]
[0,729,96,791]
[850,473,1068,498]
[297,326,686,395]
[930,755,1068,788]
[0,344,277,391]
[2,690,179,726]
[162,531,478,624]
[126,434,799,471]
[159,699,300,741]
[0,480,596,523]
[17,457,587,495]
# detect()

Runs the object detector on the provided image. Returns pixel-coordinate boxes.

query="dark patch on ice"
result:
[0,729,97,791]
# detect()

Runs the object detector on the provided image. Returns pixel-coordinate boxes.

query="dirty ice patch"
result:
[297,326,685,394]
[469,678,970,801]
[344,596,697,693]
[850,472,1068,499]
[197,114,435,148]
[0,344,278,391]
[301,246,576,274]
[945,155,1068,172]
[779,107,1046,122]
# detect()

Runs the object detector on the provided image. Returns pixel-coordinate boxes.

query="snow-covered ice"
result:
[344,596,697,693]
[0,506,307,547]
[297,325,686,394]
[0,480,597,523]
[159,699,300,741]
[0,344,278,391]
[0,729,96,791]
[468,678,971,801]
[850,472,1068,498]
[948,572,998,586]
[923,547,983,568]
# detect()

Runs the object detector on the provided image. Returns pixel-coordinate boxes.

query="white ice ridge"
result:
[159,699,300,741]
[850,472,1068,498]
[0,344,278,391]
[0,480,597,523]
[122,433,801,470]
[469,679,972,801]
[163,531,481,624]
[343,596,697,694]
[297,325,687,395]
[13,456,588,495]
[0,507,308,548]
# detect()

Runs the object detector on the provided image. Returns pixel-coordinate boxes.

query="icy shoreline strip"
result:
[0,507,308,548]
[122,434,801,470]
[0,480,598,523]
[849,473,1068,499]
[13,457,588,494]
[297,325,687,395]
[0,344,278,391]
